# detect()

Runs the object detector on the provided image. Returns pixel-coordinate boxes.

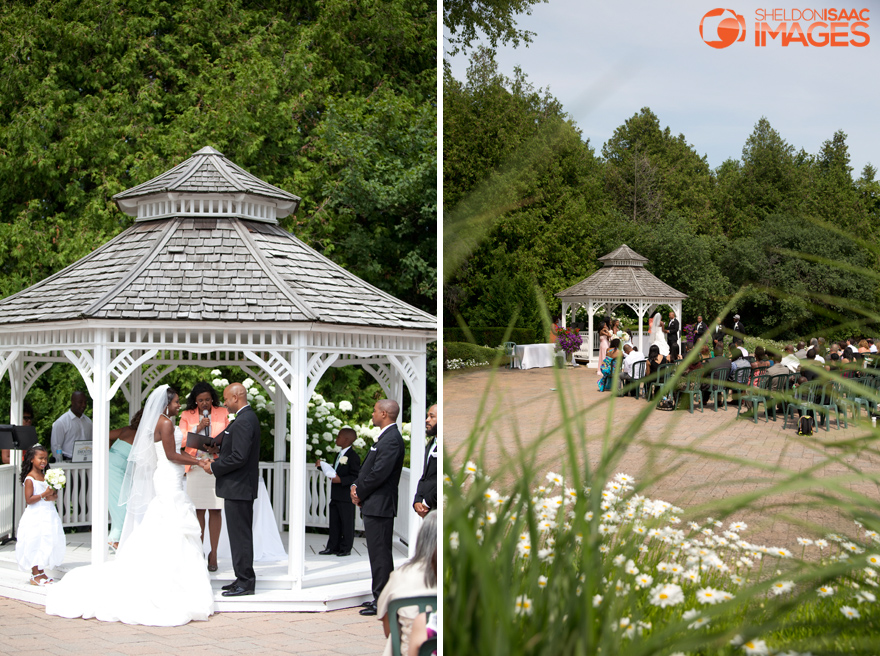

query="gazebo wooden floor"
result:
[0,532,408,612]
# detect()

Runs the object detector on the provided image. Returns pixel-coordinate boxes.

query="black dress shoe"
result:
[359,606,377,616]
[336,550,351,557]
[318,548,337,555]
[360,600,376,608]
[221,582,238,591]
[222,586,255,597]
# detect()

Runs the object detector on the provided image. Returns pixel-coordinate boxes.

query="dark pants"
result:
[327,499,356,553]
[225,498,256,591]
[363,514,395,601]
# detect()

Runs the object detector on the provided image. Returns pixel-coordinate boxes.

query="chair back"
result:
[632,359,647,380]
[418,639,437,656]
[503,342,517,355]
[388,595,438,656]
[753,375,771,391]
[709,367,731,391]
[733,367,750,386]
[750,366,769,385]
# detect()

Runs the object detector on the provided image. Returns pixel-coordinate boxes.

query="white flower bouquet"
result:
[45,468,66,490]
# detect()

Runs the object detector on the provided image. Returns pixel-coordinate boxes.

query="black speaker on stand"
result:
[0,425,40,545]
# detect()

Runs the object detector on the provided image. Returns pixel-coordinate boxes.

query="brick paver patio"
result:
[0,597,387,656]
[445,366,880,547]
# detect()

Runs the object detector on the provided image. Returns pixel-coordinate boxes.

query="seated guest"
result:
[645,344,667,376]
[730,344,750,376]
[751,347,772,386]
[619,344,647,396]
[598,339,620,392]
[869,338,877,354]
[685,345,711,375]
[376,512,437,656]
[780,345,800,373]
[794,341,808,359]
[800,349,821,382]
[809,338,826,364]
[711,340,724,358]
[734,338,749,358]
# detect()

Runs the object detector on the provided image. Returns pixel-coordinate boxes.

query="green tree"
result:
[444,0,547,55]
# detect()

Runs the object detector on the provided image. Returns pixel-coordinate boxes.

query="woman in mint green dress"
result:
[107,411,142,549]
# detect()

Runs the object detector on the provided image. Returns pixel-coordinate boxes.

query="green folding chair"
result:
[708,367,731,412]
[503,342,517,369]
[677,371,704,414]
[737,374,773,423]
[388,595,438,656]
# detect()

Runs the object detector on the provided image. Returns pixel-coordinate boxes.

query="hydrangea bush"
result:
[209,372,411,466]
[445,465,879,655]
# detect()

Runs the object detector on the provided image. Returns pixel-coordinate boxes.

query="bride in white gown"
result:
[46,385,215,626]
[649,312,670,357]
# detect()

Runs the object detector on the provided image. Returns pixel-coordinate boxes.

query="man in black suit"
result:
[694,316,707,343]
[351,399,405,616]
[206,382,261,597]
[664,311,680,360]
[733,314,745,337]
[413,404,438,518]
[317,427,361,556]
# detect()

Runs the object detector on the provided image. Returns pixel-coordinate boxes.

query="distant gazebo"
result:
[0,147,436,609]
[556,245,687,363]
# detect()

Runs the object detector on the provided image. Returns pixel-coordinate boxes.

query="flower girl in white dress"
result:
[16,445,66,586]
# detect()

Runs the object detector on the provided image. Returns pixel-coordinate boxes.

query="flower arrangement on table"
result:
[555,328,583,357]
[45,468,66,490]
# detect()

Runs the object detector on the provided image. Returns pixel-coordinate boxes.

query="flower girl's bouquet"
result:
[45,468,67,490]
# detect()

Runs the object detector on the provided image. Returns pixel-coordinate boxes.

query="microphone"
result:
[203,409,210,437]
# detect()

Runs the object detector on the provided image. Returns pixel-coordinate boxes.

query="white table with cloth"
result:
[514,343,561,370]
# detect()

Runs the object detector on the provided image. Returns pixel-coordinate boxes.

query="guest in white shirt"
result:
[620,344,647,396]
[780,345,801,373]
[50,391,92,462]
[869,339,877,354]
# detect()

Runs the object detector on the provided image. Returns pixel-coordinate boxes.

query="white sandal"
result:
[29,574,53,586]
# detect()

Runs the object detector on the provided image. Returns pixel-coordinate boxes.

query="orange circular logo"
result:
[700,8,747,48]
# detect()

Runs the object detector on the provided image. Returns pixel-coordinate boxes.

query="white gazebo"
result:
[0,147,436,610]
[556,245,687,364]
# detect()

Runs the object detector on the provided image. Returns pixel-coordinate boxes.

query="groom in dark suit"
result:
[206,382,261,597]
[351,399,405,615]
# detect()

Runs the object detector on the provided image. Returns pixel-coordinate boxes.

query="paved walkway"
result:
[445,366,880,547]
[0,596,386,656]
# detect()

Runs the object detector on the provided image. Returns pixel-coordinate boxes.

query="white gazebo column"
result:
[272,390,288,530]
[90,340,111,563]
[406,353,427,555]
[7,353,25,526]
[587,300,594,365]
[287,346,308,589]
[560,302,568,329]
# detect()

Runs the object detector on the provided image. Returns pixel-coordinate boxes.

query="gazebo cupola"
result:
[113,146,300,224]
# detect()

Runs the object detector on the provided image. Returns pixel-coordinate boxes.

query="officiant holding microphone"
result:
[179,381,230,572]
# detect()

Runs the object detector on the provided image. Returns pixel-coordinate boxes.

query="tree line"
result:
[444,48,880,343]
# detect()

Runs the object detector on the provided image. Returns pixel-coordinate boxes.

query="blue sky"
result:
[445,0,879,176]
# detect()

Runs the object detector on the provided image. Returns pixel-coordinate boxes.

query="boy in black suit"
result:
[317,428,361,556]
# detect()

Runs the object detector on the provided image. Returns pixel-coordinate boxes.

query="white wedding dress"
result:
[46,428,214,625]
[650,314,670,357]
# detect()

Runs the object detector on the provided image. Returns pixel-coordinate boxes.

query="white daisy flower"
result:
[840,605,860,619]
[772,547,792,558]
[867,554,880,566]
[815,539,828,549]
[592,594,602,607]
[649,583,684,608]
[770,580,795,596]
[695,587,724,605]
[728,521,748,531]
[635,574,653,588]
[796,537,814,546]
[514,595,533,616]
[856,590,876,603]
[537,575,548,589]
[739,638,770,655]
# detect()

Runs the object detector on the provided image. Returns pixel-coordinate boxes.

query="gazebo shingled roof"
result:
[557,244,687,300]
[0,147,435,330]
